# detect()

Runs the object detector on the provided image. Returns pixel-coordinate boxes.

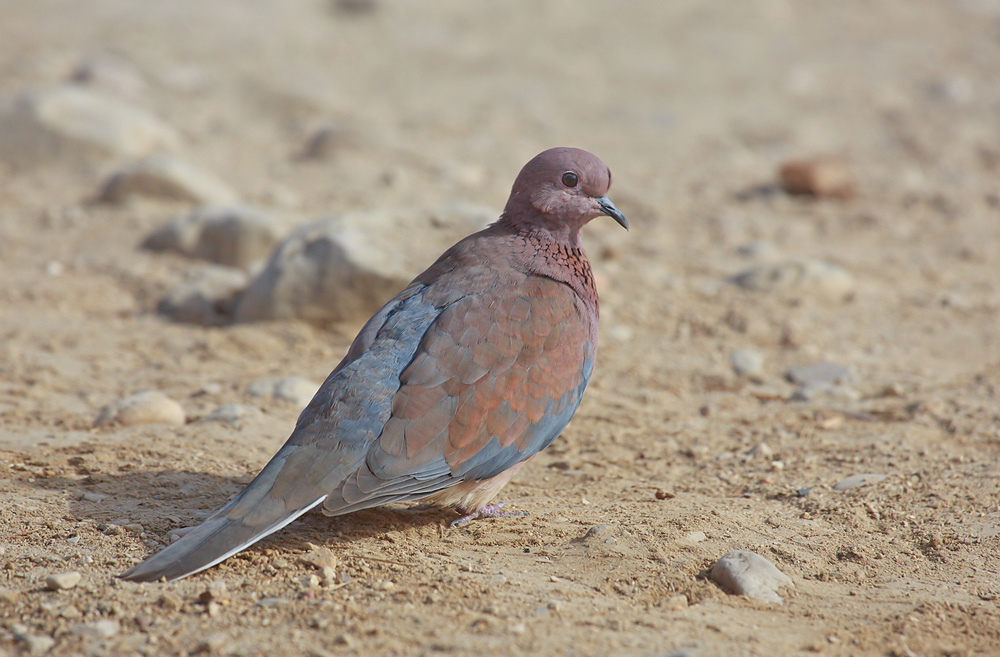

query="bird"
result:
[121,147,628,582]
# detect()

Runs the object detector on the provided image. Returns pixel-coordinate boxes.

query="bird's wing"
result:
[324,272,595,514]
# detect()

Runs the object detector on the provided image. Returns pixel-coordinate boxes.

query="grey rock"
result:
[833,473,888,491]
[710,550,793,604]
[0,85,178,168]
[789,383,860,402]
[247,376,319,409]
[70,620,119,639]
[730,349,764,377]
[95,391,185,427]
[157,265,249,326]
[786,362,857,402]
[236,204,492,324]
[99,155,238,205]
[45,571,82,591]
[786,362,851,386]
[301,124,356,160]
[22,634,56,656]
[202,403,263,425]
[731,259,854,298]
[142,205,297,268]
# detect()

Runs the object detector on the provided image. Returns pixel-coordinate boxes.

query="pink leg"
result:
[450,502,528,528]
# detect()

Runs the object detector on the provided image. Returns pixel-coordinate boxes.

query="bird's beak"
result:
[596,197,628,230]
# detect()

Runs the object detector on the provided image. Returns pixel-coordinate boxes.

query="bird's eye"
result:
[561,171,579,188]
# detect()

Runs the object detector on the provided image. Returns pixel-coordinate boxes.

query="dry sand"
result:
[1,1,999,655]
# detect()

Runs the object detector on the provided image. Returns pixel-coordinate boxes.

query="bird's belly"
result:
[424,455,536,512]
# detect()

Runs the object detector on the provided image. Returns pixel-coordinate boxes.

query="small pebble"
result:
[95,391,185,427]
[22,634,56,656]
[45,571,82,591]
[779,156,854,198]
[833,474,888,491]
[730,349,765,378]
[80,492,106,503]
[196,633,228,654]
[0,587,19,604]
[246,377,320,409]
[680,531,707,545]
[710,550,794,604]
[298,547,338,571]
[731,259,854,298]
[202,403,263,426]
[662,594,688,611]
[70,620,119,639]
[257,596,287,608]
[199,581,229,604]
[786,362,851,387]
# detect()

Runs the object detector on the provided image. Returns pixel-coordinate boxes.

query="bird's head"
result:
[502,147,628,237]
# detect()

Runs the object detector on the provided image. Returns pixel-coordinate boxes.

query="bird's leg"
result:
[450,502,528,528]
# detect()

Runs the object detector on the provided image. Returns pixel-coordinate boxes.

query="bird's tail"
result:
[120,448,330,582]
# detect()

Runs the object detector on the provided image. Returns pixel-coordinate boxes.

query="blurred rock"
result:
[70,620,119,639]
[201,403,263,426]
[96,391,186,427]
[142,206,296,268]
[69,53,147,98]
[333,0,379,15]
[45,571,82,590]
[236,204,492,324]
[785,362,851,387]
[99,155,238,205]
[729,349,764,378]
[301,125,356,160]
[247,376,319,408]
[22,634,55,656]
[710,550,793,604]
[157,265,249,325]
[779,157,854,199]
[833,473,887,491]
[0,85,178,168]
[731,259,854,298]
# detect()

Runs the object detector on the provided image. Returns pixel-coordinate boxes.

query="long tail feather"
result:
[119,495,327,582]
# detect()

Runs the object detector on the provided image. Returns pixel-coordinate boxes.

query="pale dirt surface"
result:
[1,1,1000,656]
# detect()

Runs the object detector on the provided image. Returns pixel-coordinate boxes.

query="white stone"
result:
[730,349,764,377]
[45,571,82,591]
[731,259,854,298]
[680,531,708,545]
[236,204,493,324]
[246,376,319,409]
[0,85,178,168]
[157,266,249,326]
[99,155,238,205]
[833,473,888,491]
[95,391,185,427]
[202,403,263,425]
[710,550,794,604]
[142,205,297,268]
[22,634,56,656]
[70,620,119,639]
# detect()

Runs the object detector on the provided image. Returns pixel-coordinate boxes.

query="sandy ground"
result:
[1,1,999,655]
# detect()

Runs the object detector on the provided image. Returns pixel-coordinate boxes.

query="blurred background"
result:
[1,1,999,656]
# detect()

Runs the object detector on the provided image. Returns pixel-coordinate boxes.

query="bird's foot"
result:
[450,502,528,528]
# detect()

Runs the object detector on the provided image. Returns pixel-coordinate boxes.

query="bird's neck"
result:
[497,216,598,309]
